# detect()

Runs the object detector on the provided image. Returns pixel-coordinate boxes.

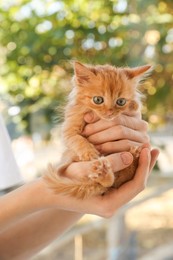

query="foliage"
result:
[0,0,173,135]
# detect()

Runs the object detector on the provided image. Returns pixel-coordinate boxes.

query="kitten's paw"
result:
[130,146,142,158]
[89,158,114,187]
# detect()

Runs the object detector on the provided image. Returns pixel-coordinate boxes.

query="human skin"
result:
[83,112,149,154]
[0,114,159,259]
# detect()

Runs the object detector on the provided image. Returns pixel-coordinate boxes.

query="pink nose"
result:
[107,109,113,116]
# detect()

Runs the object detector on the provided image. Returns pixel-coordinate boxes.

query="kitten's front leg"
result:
[65,134,100,161]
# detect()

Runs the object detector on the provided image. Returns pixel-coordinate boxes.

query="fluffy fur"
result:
[44,62,151,199]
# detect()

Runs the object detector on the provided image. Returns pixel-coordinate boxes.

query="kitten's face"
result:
[73,62,151,120]
[77,78,138,120]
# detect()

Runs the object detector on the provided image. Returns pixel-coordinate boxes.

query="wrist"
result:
[30,177,59,210]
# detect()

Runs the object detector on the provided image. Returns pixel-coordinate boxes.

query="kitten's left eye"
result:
[93,96,104,104]
[116,98,126,106]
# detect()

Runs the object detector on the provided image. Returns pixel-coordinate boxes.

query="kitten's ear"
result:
[73,61,96,86]
[125,65,152,79]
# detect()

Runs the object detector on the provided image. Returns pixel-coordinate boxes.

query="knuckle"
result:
[107,142,117,152]
[98,144,105,154]
[124,140,132,150]
[146,135,150,143]
[117,125,127,137]
[143,134,150,143]
[141,121,149,131]
[121,138,131,148]
[97,144,103,153]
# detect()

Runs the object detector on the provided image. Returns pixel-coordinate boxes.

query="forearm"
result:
[0,208,82,260]
[0,176,85,259]
[0,179,46,231]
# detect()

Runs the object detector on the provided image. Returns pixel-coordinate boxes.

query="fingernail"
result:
[120,152,133,165]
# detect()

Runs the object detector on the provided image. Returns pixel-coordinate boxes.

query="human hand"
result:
[41,112,158,218]
[83,111,149,155]
[94,147,159,218]
[42,147,159,218]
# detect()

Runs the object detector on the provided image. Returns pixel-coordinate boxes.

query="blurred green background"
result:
[1,0,173,139]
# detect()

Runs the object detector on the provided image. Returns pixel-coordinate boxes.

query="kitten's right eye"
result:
[93,96,104,104]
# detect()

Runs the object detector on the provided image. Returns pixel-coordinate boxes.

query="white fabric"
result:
[0,115,23,190]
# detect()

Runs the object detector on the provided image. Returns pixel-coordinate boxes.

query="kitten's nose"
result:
[107,109,113,116]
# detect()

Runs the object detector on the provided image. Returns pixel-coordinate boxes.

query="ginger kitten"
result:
[44,61,151,199]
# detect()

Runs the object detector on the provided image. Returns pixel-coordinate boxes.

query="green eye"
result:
[93,96,104,104]
[116,98,126,106]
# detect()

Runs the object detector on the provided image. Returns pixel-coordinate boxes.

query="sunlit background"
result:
[0,0,173,259]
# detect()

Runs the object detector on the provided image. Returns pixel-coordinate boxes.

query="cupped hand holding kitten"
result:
[54,147,159,218]
[61,112,159,217]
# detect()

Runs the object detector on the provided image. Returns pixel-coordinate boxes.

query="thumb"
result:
[106,152,134,172]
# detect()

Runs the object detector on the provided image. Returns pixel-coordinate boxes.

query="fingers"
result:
[87,125,149,145]
[83,119,113,136]
[83,115,148,137]
[132,147,151,185]
[83,113,149,155]
[96,140,144,155]
[123,110,142,119]
[118,148,151,195]
[84,111,100,124]
[115,115,147,131]
[149,148,160,173]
